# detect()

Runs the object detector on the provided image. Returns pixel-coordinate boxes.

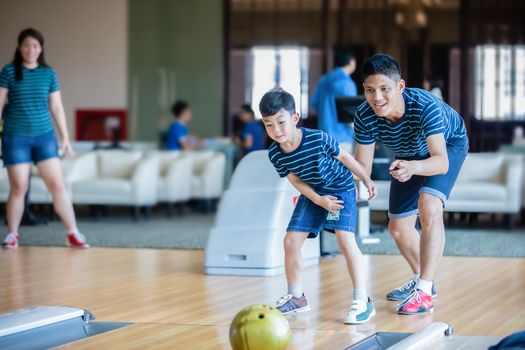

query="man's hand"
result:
[315,195,344,215]
[389,159,419,182]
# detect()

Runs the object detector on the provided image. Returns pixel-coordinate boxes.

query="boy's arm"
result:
[354,143,375,177]
[287,173,343,214]
[335,146,377,199]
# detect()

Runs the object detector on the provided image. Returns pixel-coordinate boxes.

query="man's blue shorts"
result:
[1,130,59,167]
[388,138,469,219]
[287,189,357,238]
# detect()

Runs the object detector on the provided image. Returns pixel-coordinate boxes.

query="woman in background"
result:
[0,28,89,249]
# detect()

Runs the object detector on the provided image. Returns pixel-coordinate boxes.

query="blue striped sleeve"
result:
[268,149,289,178]
[322,131,340,157]
[421,102,446,137]
[49,69,59,93]
[0,65,11,89]
[354,110,375,144]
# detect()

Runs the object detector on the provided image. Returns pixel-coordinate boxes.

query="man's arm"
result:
[179,135,203,151]
[390,134,448,182]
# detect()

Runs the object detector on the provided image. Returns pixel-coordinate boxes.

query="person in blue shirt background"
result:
[165,100,203,151]
[311,49,357,144]
[237,104,265,155]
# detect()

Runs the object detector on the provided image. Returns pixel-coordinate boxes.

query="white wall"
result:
[0,0,127,139]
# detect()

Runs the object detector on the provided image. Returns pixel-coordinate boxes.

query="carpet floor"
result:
[9,213,525,258]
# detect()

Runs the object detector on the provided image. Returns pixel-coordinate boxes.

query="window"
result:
[475,45,525,120]
[250,46,309,119]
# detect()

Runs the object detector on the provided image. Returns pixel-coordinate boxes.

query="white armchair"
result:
[188,150,226,200]
[447,153,523,214]
[66,150,159,214]
[155,151,194,205]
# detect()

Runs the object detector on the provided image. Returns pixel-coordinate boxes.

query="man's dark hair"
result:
[362,54,402,81]
[240,103,254,116]
[259,87,296,117]
[334,49,355,68]
[171,100,189,118]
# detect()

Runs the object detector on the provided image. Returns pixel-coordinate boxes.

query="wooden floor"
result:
[0,247,524,349]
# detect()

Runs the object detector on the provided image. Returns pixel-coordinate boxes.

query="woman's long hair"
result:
[13,28,49,81]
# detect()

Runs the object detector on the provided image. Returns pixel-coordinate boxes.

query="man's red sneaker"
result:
[397,289,433,315]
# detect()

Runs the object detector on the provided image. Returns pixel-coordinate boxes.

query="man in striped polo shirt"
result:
[259,88,378,324]
[354,54,469,315]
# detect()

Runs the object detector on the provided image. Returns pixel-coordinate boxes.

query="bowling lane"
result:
[56,323,375,350]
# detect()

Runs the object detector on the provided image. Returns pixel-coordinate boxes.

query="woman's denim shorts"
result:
[1,130,59,166]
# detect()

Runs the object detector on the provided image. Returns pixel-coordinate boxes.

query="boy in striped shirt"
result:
[354,54,468,315]
[259,88,377,324]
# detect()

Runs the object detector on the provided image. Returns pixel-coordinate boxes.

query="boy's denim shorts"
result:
[388,137,469,219]
[1,130,59,167]
[287,189,357,238]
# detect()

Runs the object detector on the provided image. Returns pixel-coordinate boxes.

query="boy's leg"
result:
[336,229,376,324]
[283,231,309,292]
[276,230,311,315]
[335,230,366,291]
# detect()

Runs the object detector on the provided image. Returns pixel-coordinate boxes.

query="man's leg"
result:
[417,193,445,282]
[396,193,443,314]
[388,215,420,275]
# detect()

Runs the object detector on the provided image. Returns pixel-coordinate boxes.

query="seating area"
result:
[0,149,227,217]
[369,152,524,228]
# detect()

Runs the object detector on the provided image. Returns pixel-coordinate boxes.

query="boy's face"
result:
[262,109,300,144]
[363,74,405,118]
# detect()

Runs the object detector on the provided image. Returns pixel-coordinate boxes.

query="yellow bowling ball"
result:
[229,304,291,350]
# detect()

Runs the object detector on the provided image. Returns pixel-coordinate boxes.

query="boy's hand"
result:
[363,179,377,200]
[316,195,344,215]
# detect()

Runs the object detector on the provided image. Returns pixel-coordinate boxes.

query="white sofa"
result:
[66,150,159,212]
[189,151,226,201]
[155,151,194,205]
[369,153,523,219]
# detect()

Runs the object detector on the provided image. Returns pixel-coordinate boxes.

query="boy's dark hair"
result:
[171,100,189,118]
[13,28,49,81]
[259,87,296,117]
[240,103,254,116]
[334,48,355,68]
[362,54,402,81]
